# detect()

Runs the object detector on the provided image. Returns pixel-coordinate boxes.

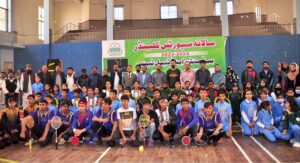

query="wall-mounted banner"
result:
[103,37,226,73]
[102,40,125,58]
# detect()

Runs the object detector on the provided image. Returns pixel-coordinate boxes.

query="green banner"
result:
[103,37,227,73]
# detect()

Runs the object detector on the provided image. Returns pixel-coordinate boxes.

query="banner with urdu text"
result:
[102,37,227,73]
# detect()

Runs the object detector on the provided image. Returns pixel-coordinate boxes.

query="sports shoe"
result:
[147,139,154,147]
[293,142,300,148]
[290,138,295,144]
[58,138,66,145]
[168,140,175,148]
[24,139,37,146]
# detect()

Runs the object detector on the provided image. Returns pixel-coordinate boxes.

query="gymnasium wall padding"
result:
[14,41,102,75]
[228,35,300,82]
[14,35,300,84]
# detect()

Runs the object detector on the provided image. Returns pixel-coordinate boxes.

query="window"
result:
[214,0,233,16]
[114,5,124,20]
[160,5,177,19]
[0,0,8,31]
[255,5,262,23]
[38,6,44,40]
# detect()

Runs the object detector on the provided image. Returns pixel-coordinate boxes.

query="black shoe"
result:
[168,140,175,148]
[213,141,218,146]
[98,138,103,145]
[191,139,197,147]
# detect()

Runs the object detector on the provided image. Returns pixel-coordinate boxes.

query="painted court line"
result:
[230,136,253,163]
[0,158,18,163]
[94,147,111,163]
[236,122,281,163]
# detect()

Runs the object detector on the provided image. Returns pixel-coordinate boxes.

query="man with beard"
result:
[88,66,101,89]
[66,67,76,91]
[259,61,274,89]
[241,60,260,88]
[38,65,53,87]
[52,65,66,90]
[76,68,89,88]
[195,60,211,87]
[211,64,226,89]
[166,59,180,89]
[111,64,122,90]
[0,72,6,109]
[152,63,166,89]
[20,64,35,109]
[137,66,152,88]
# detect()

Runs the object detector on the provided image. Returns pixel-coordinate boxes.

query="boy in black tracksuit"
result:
[228,83,242,123]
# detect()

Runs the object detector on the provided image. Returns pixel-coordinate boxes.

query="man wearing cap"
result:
[241,60,260,87]
[76,68,89,88]
[195,60,211,87]
[3,72,19,107]
[20,64,35,109]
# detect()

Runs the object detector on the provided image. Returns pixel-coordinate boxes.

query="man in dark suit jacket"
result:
[52,65,66,90]
[100,69,112,90]
[122,65,137,89]
[38,65,53,87]
[111,64,122,90]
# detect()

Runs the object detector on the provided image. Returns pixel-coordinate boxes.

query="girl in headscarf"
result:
[225,66,239,91]
[286,63,300,90]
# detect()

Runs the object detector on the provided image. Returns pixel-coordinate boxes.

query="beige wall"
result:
[12,0,43,44]
[11,0,294,44]
[265,0,293,23]
[53,1,82,33]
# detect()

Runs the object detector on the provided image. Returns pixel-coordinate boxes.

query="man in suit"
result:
[122,65,137,89]
[52,65,66,90]
[137,65,152,88]
[111,64,122,90]
[38,65,53,87]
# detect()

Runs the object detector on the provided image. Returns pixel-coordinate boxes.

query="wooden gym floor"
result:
[0,124,299,163]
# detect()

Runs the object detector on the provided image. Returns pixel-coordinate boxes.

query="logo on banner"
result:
[102,40,125,58]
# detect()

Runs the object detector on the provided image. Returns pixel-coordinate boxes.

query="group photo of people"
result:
[0,59,299,150]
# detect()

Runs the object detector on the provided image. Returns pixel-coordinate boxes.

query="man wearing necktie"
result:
[122,65,137,89]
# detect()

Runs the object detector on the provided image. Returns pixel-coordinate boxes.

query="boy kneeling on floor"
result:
[196,102,224,146]
[20,100,54,147]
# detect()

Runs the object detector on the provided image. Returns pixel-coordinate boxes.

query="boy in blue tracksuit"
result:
[194,88,209,116]
[240,89,259,136]
[271,93,285,129]
[214,91,232,137]
[257,101,290,142]
[109,90,121,110]
[177,98,198,145]
[72,99,93,142]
